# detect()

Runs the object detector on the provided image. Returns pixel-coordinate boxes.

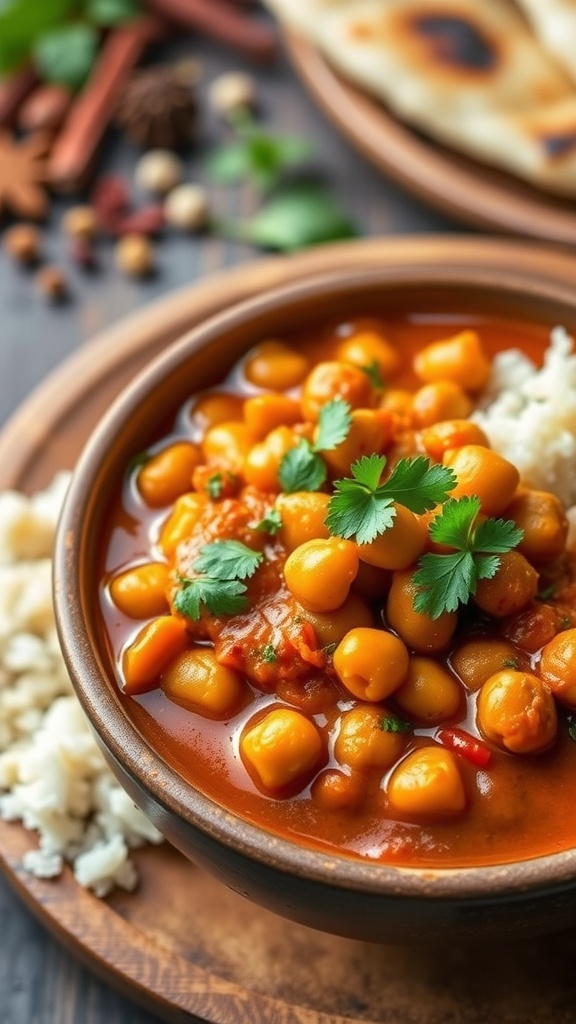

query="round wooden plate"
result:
[285,33,576,248]
[5,237,576,1024]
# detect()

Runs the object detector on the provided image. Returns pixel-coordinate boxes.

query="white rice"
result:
[473,326,576,509]
[0,473,163,898]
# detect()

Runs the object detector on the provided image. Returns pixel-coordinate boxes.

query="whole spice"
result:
[69,238,98,271]
[143,0,277,63]
[48,17,167,192]
[164,184,208,231]
[0,64,38,128]
[113,204,165,236]
[61,204,99,240]
[35,265,68,301]
[115,65,198,149]
[3,223,41,264]
[0,130,49,220]
[92,175,130,232]
[135,149,183,194]
[18,83,72,133]
[208,71,256,116]
[115,232,154,276]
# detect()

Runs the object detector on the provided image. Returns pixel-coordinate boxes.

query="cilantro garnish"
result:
[278,398,352,493]
[380,716,413,734]
[325,454,455,545]
[412,496,524,619]
[206,473,223,499]
[260,643,277,663]
[360,360,384,390]
[174,541,263,621]
[537,583,557,601]
[502,658,519,669]
[254,509,283,535]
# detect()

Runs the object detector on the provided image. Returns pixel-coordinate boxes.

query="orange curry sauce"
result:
[99,312,576,868]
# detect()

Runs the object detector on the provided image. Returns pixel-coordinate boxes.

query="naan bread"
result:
[266,0,576,196]
[515,0,576,87]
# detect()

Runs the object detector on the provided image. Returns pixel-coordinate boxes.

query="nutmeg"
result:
[3,224,41,264]
[115,233,155,277]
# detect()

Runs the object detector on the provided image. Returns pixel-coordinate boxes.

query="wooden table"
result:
[0,29,460,1024]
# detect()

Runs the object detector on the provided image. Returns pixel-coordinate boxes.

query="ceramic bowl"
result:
[54,244,576,944]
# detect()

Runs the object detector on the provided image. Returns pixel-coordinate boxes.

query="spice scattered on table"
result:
[115,232,155,277]
[135,149,183,194]
[0,130,50,219]
[208,71,256,116]
[35,264,68,302]
[115,63,200,149]
[164,183,209,231]
[3,223,41,264]
[61,205,99,240]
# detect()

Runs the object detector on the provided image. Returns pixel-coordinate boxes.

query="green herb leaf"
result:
[502,658,519,669]
[0,0,75,75]
[568,716,576,743]
[537,583,557,601]
[260,643,277,663]
[413,496,524,619]
[313,397,352,452]
[193,540,263,581]
[278,439,327,493]
[34,23,98,89]
[380,716,413,734]
[206,126,312,192]
[361,360,384,390]
[205,142,252,184]
[254,509,282,535]
[174,577,248,621]
[206,473,223,499]
[85,0,140,25]
[221,185,357,252]
[325,455,454,546]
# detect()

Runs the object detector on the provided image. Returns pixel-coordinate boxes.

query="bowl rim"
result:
[54,252,576,901]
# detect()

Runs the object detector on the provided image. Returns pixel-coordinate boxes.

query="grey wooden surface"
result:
[0,24,460,1024]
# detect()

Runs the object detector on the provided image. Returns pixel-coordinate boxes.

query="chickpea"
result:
[539,629,576,708]
[109,562,170,619]
[451,638,525,691]
[444,446,520,516]
[243,426,298,492]
[241,707,323,791]
[244,341,309,391]
[161,647,245,717]
[474,551,539,618]
[357,504,427,571]
[387,747,466,820]
[158,492,207,557]
[202,421,256,471]
[411,381,472,429]
[413,330,491,391]
[301,361,375,421]
[190,392,244,433]
[243,394,302,438]
[387,570,458,653]
[122,616,189,695]
[321,409,392,477]
[334,704,406,772]
[297,593,374,647]
[311,769,365,812]
[276,491,330,551]
[394,658,462,722]
[336,328,400,379]
[477,670,557,754]
[334,627,409,701]
[419,419,489,462]
[379,388,414,426]
[505,489,568,563]
[137,442,202,508]
[284,538,359,612]
[352,561,391,601]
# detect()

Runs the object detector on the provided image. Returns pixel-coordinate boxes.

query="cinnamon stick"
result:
[144,0,277,63]
[0,64,38,128]
[48,16,167,192]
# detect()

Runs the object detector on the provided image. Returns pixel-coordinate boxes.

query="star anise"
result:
[0,131,50,220]
[115,64,199,150]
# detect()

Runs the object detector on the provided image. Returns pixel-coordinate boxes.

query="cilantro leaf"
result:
[221,186,357,252]
[380,716,413,734]
[0,0,75,76]
[260,643,277,663]
[174,577,248,621]
[278,439,327,493]
[86,0,140,24]
[34,23,98,90]
[325,455,454,545]
[206,130,312,192]
[254,509,282,534]
[206,473,223,499]
[361,360,384,390]
[379,457,456,514]
[413,496,524,619]
[193,540,263,581]
[313,398,352,452]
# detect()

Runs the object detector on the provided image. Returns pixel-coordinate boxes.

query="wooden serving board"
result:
[3,238,576,1024]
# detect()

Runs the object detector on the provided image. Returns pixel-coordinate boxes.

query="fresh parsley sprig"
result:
[174,540,263,621]
[412,496,524,619]
[254,509,283,535]
[278,398,352,493]
[325,454,456,545]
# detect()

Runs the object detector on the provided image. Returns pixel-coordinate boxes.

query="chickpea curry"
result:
[99,313,576,869]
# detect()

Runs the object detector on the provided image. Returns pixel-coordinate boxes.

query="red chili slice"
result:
[436,727,492,768]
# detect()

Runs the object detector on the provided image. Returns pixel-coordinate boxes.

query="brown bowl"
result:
[53,242,576,944]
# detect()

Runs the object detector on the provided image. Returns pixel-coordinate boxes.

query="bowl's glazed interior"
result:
[54,253,576,942]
